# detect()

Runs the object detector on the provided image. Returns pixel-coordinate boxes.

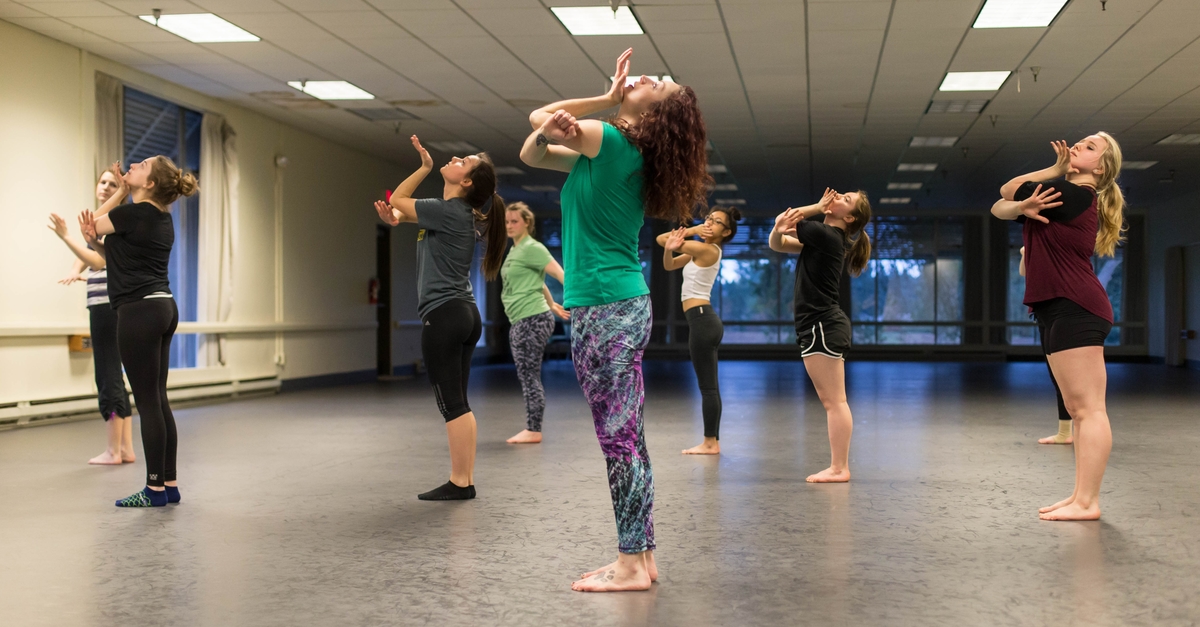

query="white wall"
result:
[0,19,423,411]
[1145,189,1200,360]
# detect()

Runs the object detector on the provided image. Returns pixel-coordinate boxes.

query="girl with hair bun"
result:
[374,135,508,501]
[991,133,1125,521]
[500,201,569,445]
[771,188,872,485]
[80,157,197,507]
[656,205,741,455]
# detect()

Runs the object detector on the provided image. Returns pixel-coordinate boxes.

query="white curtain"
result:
[94,73,123,178]
[197,113,239,366]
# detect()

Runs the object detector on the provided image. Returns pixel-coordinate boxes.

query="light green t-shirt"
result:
[500,236,554,322]
[560,122,648,308]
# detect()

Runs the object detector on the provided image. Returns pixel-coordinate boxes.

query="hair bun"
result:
[177,171,199,197]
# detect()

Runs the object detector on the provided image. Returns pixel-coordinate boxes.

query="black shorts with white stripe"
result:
[796,315,850,360]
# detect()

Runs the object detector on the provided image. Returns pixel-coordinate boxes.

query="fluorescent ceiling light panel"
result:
[940,71,1010,92]
[552,6,644,35]
[910,136,958,147]
[522,185,560,193]
[139,13,259,43]
[706,164,728,173]
[288,81,374,100]
[712,183,738,191]
[927,99,989,114]
[493,166,526,175]
[425,141,480,153]
[1157,134,1200,145]
[612,75,674,87]
[897,163,938,172]
[887,182,923,190]
[1121,161,1158,170]
[973,0,1069,28]
[880,197,912,204]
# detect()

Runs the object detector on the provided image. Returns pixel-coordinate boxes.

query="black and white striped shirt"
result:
[86,269,109,307]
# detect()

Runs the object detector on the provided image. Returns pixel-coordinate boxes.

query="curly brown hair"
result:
[612,86,713,225]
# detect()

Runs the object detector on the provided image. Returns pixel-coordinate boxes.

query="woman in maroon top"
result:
[991,133,1125,521]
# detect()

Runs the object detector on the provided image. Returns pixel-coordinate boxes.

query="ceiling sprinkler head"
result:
[152,8,161,25]
[1030,66,1041,82]
[1101,0,1107,10]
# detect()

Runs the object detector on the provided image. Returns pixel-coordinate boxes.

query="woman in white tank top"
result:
[656,206,741,455]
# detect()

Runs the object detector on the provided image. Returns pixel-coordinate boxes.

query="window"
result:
[851,217,965,344]
[708,219,793,343]
[123,88,202,368]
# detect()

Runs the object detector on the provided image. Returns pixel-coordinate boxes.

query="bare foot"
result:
[89,451,122,465]
[806,467,850,483]
[582,554,658,583]
[1038,494,1076,514]
[1037,434,1073,445]
[1039,501,1100,521]
[121,449,137,463]
[682,440,719,455]
[572,562,652,592]
[506,430,543,444]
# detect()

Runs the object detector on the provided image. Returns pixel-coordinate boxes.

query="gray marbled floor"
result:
[1,360,1198,627]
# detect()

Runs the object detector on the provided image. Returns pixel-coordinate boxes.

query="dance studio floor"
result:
[1,360,1198,626]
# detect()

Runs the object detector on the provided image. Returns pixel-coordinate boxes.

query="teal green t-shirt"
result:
[500,236,554,322]
[559,122,648,308]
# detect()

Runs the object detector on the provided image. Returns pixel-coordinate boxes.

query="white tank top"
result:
[680,246,721,301]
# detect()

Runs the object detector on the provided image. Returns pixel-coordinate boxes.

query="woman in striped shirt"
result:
[48,169,133,465]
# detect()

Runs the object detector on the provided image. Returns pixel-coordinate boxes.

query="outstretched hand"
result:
[410,136,434,169]
[1018,184,1061,224]
[540,110,580,144]
[374,200,400,226]
[816,187,837,214]
[78,210,99,244]
[605,48,633,105]
[774,207,803,233]
[59,273,85,286]
[47,213,69,239]
[664,227,687,252]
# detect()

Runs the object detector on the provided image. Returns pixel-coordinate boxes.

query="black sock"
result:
[165,486,181,504]
[417,481,475,501]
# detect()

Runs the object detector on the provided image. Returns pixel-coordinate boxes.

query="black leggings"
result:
[422,299,482,422]
[89,303,131,420]
[685,305,724,439]
[1037,319,1071,421]
[117,298,178,487]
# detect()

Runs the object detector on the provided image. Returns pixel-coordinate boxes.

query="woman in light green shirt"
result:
[501,202,568,444]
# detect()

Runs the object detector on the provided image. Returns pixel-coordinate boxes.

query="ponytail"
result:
[477,193,507,280]
[1093,131,1126,257]
[845,190,873,277]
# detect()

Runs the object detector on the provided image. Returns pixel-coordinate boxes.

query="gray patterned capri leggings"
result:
[509,311,556,432]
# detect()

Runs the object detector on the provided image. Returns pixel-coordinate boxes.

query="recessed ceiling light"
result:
[522,185,560,193]
[706,164,728,173]
[139,13,259,43]
[973,0,1069,28]
[897,163,938,172]
[926,99,990,114]
[425,141,481,153]
[493,166,526,175]
[880,197,912,204]
[940,71,1010,92]
[1121,161,1158,170]
[712,183,738,191]
[611,74,674,87]
[551,6,644,36]
[720,199,747,205]
[887,182,923,190]
[910,136,958,147]
[288,81,374,100]
[1157,134,1200,145]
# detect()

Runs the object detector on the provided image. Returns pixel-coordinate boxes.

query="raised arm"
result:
[94,163,130,218]
[769,208,805,254]
[528,48,629,130]
[991,183,1060,223]
[377,136,432,226]
[999,141,1071,200]
[48,213,105,270]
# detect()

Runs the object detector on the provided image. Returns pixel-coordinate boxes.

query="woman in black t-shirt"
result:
[374,135,508,501]
[81,159,196,508]
[769,188,872,484]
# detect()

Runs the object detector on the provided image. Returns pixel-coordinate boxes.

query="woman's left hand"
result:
[374,200,400,226]
[665,227,686,251]
[551,302,570,321]
[78,210,99,244]
[47,213,69,239]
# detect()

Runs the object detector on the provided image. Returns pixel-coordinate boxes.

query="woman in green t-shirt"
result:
[520,48,712,593]
[501,202,569,445]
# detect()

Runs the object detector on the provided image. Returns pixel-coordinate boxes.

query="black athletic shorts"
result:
[796,313,850,360]
[1031,297,1112,355]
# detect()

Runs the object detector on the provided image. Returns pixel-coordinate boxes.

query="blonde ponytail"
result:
[1093,131,1125,257]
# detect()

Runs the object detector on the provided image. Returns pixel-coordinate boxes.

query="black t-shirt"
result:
[104,202,174,308]
[792,219,847,327]
[1013,178,1094,223]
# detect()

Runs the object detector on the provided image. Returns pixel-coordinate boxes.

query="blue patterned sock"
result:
[165,486,181,504]
[115,487,167,508]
